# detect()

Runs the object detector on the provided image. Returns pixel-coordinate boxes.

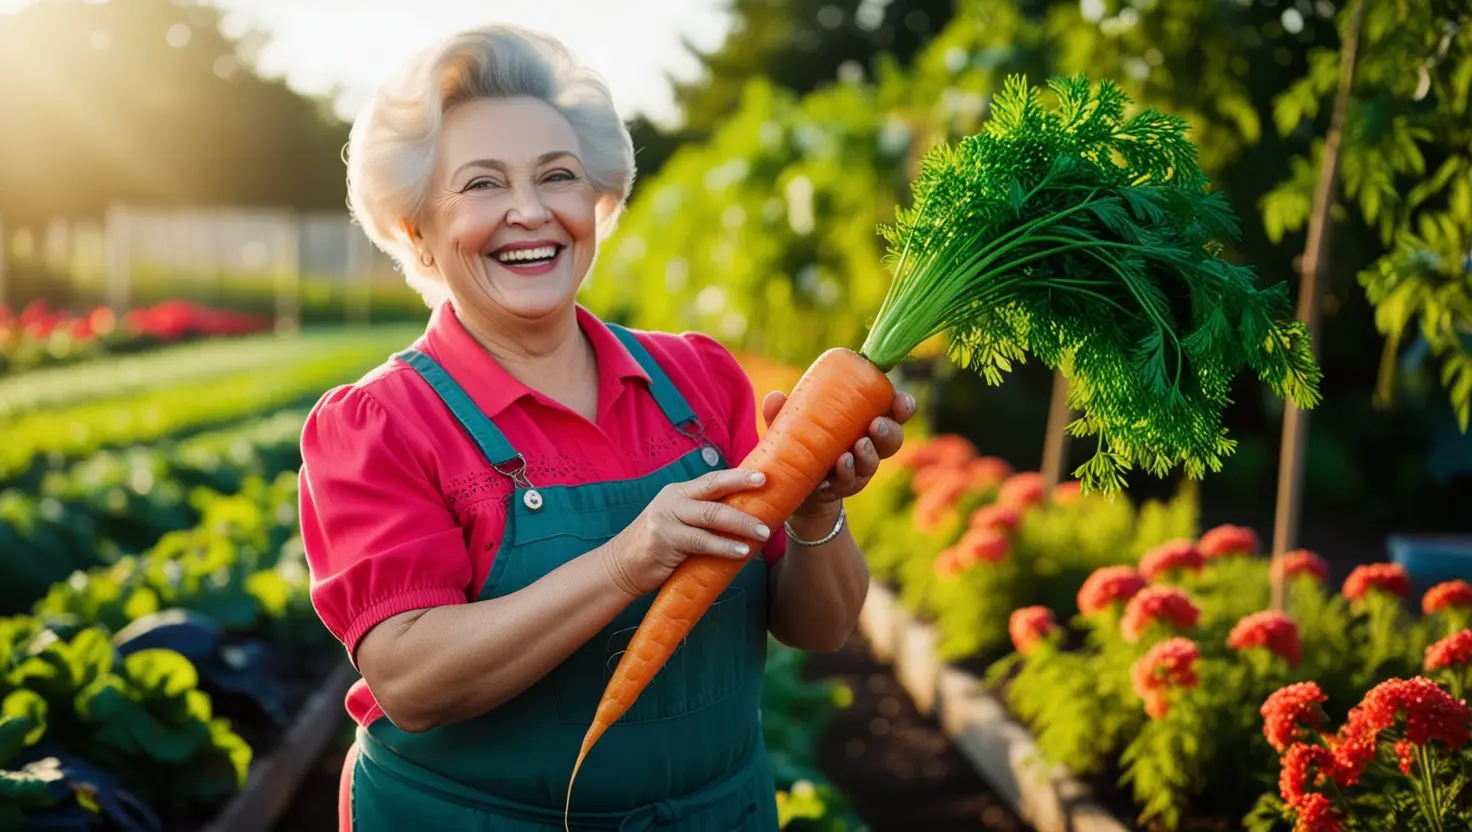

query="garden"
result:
[2,0,1470,830]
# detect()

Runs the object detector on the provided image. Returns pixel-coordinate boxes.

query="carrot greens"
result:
[859,74,1323,492]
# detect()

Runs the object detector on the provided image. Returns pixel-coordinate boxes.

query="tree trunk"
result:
[1270,0,1365,611]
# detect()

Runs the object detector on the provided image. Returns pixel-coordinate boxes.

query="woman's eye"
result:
[465,179,501,191]
[544,170,576,183]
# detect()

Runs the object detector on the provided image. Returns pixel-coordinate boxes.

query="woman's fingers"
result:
[678,468,766,501]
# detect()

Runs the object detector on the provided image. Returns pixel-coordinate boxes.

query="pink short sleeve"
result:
[298,385,474,661]
[682,334,789,565]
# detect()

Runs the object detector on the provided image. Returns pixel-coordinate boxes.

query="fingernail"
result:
[819,480,831,490]
[876,419,889,435]
[732,542,750,556]
[845,454,855,469]
[905,393,916,411]
[750,472,765,484]
[755,524,770,540]
[860,438,873,454]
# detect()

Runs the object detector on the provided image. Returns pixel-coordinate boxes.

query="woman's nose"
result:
[507,184,552,227]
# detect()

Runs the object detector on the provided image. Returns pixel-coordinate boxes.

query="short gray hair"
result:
[344,23,636,305]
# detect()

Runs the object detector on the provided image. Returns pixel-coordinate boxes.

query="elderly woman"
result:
[300,22,913,832]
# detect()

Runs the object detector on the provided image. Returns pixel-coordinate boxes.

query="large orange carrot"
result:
[563,347,893,820]
[565,74,1324,826]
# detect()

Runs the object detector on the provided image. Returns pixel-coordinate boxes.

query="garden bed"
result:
[856,581,1129,832]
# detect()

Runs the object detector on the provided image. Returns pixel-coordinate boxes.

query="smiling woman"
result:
[301,21,913,832]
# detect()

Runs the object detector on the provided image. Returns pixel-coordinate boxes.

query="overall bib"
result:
[341,324,780,831]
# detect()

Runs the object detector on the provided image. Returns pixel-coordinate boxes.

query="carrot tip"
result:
[563,751,586,832]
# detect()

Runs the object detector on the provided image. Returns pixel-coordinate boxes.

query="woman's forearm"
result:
[355,541,637,733]
[767,503,870,651]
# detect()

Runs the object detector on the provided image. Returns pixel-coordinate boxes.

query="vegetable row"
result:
[0,324,419,484]
[849,432,1472,831]
[0,408,308,615]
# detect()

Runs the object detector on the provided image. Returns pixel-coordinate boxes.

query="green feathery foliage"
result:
[859,73,1323,492]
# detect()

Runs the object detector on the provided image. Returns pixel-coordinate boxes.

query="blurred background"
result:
[1,0,1469,830]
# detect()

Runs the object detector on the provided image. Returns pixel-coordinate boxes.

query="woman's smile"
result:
[487,239,567,277]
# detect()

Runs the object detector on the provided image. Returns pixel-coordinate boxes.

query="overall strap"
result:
[394,349,528,482]
[603,323,701,436]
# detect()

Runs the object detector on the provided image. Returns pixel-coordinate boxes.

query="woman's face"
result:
[419,96,601,330]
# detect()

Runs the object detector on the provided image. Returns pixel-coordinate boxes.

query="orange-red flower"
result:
[1138,539,1205,582]
[1009,606,1058,654]
[968,503,1021,534]
[1131,637,1200,718]
[1341,563,1410,602]
[1332,676,1471,786]
[933,547,965,579]
[1278,744,1340,821]
[957,527,1010,566]
[964,455,1013,489]
[1198,523,1259,559]
[1289,792,1342,832]
[1271,549,1329,584]
[996,472,1045,512]
[903,433,977,470]
[1261,681,1328,752]
[1423,580,1472,616]
[1425,629,1472,672]
[1051,480,1082,505]
[1121,586,1201,642]
[1076,565,1147,615]
[1229,610,1303,666]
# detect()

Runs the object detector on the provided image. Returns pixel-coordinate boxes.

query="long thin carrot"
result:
[563,347,893,822]
[566,73,1322,826]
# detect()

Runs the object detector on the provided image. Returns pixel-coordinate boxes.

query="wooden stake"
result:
[1270,0,1364,611]
[1040,370,1072,490]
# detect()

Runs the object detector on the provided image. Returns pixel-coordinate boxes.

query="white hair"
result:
[344,23,636,305]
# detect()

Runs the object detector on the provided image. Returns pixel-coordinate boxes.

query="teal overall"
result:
[343,325,780,831]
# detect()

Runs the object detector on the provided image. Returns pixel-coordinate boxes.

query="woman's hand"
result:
[603,468,772,598]
[761,388,916,524]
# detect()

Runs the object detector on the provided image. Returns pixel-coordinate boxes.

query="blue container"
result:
[1388,535,1472,592]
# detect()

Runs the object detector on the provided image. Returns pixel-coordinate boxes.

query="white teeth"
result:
[493,245,558,263]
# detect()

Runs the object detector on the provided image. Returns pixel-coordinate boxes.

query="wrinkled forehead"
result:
[435,96,584,179]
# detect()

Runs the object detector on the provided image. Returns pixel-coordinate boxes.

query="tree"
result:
[0,0,349,225]
[668,0,955,139]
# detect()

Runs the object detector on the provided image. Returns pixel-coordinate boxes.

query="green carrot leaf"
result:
[860,73,1322,494]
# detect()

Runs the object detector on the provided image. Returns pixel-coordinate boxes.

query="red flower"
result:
[1077,565,1148,615]
[1278,743,1338,809]
[1229,610,1303,666]
[957,527,1009,566]
[1341,563,1410,601]
[1121,586,1201,642]
[903,434,977,470]
[1290,792,1342,832]
[996,472,1045,512]
[1425,629,1472,672]
[1009,606,1057,654]
[1423,580,1472,616]
[933,547,965,579]
[1051,480,1082,505]
[1332,676,1471,786]
[1260,681,1328,752]
[968,503,1020,534]
[1131,637,1200,718]
[1198,523,1259,559]
[964,455,1013,489]
[1393,738,1416,775]
[1138,539,1205,582]
[1272,549,1329,584]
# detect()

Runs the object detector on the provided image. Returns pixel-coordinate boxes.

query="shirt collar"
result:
[420,301,651,421]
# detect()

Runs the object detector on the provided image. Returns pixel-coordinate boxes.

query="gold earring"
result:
[418,249,434,268]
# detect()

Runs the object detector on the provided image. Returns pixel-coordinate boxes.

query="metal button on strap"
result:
[701,446,720,467]
[523,489,543,510]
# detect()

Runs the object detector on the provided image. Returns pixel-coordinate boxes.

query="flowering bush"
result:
[0,300,271,376]
[988,533,1451,831]
[1247,673,1472,831]
[846,432,1197,663]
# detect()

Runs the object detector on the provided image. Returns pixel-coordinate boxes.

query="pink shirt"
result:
[298,302,785,727]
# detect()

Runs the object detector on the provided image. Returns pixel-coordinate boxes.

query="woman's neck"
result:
[455,302,600,421]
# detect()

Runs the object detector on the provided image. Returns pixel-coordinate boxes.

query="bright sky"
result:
[0,0,733,127]
[201,0,733,125]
